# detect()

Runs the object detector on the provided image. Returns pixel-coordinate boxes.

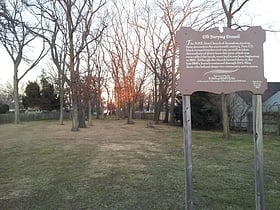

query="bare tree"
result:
[141,0,219,123]
[220,0,250,139]
[25,0,69,125]
[66,0,106,130]
[106,0,147,124]
[92,48,109,120]
[28,0,107,131]
[82,38,109,125]
[158,0,194,125]
[84,42,96,126]
[140,2,173,123]
[48,16,68,125]
[221,0,249,29]
[0,0,48,123]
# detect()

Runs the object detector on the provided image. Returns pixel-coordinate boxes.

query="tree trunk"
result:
[116,108,120,120]
[164,99,169,123]
[71,96,79,131]
[59,98,64,125]
[127,100,134,124]
[154,106,160,124]
[59,76,64,125]
[13,66,20,124]
[88,98,93,126]
[153,75,158,123]
[96,91,102,119]
[154,100,160,123]
[78,97,86,128]
[169,41,176,125]
[100,103,104,119]
[154,99,165,124]
[169,90,175,125]
[221,93,231,139]
[59,93,64,125]
[71,73,79,131]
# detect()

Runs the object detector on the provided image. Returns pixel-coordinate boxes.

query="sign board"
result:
[177,27,267,95]
[177,26,267,210]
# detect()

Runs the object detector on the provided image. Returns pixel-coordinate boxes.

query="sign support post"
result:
[182,95,193,210]
[176,26,267,210]
[252,95,265,210]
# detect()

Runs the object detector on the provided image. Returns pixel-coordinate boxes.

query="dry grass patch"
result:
[0,119,279,209]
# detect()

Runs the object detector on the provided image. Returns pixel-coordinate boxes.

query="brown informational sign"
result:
[177,27,267,95]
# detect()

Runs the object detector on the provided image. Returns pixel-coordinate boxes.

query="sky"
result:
[0,0,280,87]
[247,0,280,83]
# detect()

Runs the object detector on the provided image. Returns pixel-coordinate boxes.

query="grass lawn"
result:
[0,119,279,210]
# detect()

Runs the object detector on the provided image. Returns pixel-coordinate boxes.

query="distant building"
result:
[230,82,280,130]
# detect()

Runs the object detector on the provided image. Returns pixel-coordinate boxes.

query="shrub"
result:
[0,103,9,114]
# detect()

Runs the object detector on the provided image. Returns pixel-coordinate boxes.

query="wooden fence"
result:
[247,112,280,135]
[0,111,71,124]
[133,112,167,121]
[133,112,154,120]
[3,111,279,135]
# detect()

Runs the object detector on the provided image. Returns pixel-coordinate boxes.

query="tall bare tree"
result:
[106,0,147,124]
[92,48,109,120]
[220,0,250,139]
[159,0,193,125]
[140,1,174,123]
[82,38,108,125]
[0,0,48,123]
[28,0,107,131]
[84,42,96,126]
[25,0,69,125]
[141,0,220,123]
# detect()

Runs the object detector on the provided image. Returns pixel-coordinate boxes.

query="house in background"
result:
[229,90,251,129]
[262,82,280,112]
[229,82,280,133]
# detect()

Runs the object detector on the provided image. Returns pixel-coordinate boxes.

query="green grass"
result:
[0,120,279,209]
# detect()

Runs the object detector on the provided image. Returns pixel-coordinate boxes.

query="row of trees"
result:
[0,0,262,134]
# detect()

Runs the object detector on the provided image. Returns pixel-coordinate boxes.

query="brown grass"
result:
[0,119,279,210]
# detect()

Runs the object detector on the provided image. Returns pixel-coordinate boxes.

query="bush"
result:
[0,103,9,114]
[174,92,221,129]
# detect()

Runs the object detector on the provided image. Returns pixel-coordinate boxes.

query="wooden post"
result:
[182,95,193,210]
[252,95,265,210]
